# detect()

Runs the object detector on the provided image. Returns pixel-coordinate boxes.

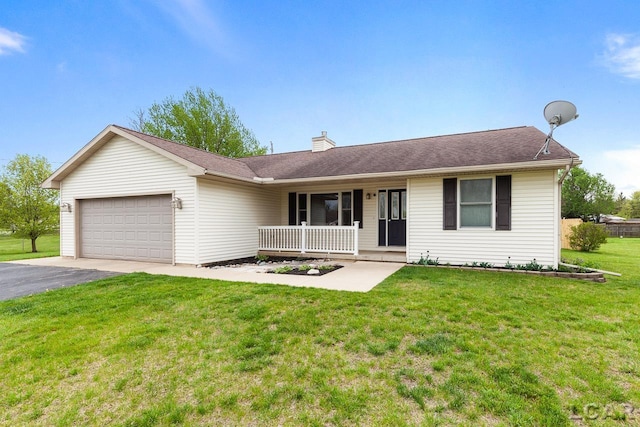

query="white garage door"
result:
[80,195,173,263]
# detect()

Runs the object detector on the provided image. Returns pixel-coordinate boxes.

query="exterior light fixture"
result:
[171,197,183,209]
[366,193,371,200]
[60,202,72,212]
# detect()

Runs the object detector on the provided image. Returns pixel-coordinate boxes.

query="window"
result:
[391,192,400,220]
[290,191,363,226]
[443,176,511,230]
[460,178,492,227]
[341,192,352,226]
[378,191,386,219]
[310,193,339,225]
[298,193,307,224]
[401,190,407,220]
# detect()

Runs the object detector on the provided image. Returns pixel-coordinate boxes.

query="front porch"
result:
[257,223,406,263]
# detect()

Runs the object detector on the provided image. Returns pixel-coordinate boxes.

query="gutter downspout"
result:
[557,157,575,266]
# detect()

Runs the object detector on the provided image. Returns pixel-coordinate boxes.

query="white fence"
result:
[258,221,359,255]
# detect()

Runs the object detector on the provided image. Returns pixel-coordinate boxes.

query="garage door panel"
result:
[80,195,173,263]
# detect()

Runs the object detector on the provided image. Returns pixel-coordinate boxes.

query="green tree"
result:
[612,192,627,216]
[0,154,59,252]
[561,166,615,221]
[133,87,267,158]
[618,191,640,219]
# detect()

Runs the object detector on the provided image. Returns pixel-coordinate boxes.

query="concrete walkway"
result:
[9,257,405,292]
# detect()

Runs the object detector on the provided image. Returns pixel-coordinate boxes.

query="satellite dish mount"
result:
[534,100,579,159]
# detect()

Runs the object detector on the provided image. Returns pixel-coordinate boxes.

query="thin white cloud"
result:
[603,33,640,79]
[601,146,640,195]
[0,27,27,55]
[154,0,229,55]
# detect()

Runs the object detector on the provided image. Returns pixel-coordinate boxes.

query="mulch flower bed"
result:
[204,256,343,276]
[268,265,343,276]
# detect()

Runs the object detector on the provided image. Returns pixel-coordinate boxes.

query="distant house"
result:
[43,124,580,267]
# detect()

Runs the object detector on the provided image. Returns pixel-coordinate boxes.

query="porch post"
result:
[353,221,359,256]
[301,221,307,254]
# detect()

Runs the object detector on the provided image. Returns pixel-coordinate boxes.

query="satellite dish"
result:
[534,100,579,159]
[544,100,579,127]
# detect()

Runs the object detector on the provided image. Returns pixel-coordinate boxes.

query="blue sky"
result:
[1,1,639,194]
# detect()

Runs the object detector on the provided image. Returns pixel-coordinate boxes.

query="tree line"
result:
[561,166,640,221]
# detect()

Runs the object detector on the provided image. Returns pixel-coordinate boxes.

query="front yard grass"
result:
[0,232,60,261]
[0,238,638,425]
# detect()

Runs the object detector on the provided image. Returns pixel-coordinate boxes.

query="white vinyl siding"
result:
[59,136,196,264]
[197,179,280,264]
[407,170,559,267]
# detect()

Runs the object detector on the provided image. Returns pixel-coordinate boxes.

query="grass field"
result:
[0,238,638,425]
[0,233,60,261]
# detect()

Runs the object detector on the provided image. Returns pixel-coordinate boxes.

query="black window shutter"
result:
[496,175,511,231]
[288,192,296,225]
[443,178,457,230]
[353,189,363,228]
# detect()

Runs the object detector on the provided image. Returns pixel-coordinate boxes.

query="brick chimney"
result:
[311,131,336,152]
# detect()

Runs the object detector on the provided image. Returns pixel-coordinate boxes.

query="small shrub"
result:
[522,259,543,271]
[417,252,440,266]
[273,266,293,274]
[504,257,514,270]
[255,254,269,262]
[569,222,608,252]
[298,264,312,271]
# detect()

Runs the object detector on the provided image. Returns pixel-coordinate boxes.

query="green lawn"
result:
[1,239,638,426]
[0,233,60,261]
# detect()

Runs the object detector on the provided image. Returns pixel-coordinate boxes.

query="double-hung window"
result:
[459,178,492,227]
[443,176,511,230]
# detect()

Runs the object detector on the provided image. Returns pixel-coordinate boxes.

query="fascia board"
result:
[42,125,116,189]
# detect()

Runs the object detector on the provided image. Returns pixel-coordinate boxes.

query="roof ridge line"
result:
[244,125,534,158]
[347,125,533,148]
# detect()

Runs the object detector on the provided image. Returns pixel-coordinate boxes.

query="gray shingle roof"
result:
[117,125,578,181]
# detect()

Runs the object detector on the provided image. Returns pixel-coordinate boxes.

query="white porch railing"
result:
[258,221,359,255]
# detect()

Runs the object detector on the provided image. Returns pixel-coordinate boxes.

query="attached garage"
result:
[79,195,173,263]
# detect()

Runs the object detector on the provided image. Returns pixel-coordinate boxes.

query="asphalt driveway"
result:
[0,263,122,301]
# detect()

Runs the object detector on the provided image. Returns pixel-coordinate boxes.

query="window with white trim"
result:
[297,191,353,226]
[459,178,492,227]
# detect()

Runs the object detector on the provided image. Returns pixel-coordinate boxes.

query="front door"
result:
[378,189,406,246]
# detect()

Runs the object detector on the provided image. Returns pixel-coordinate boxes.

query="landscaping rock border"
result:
[411,264,606,282]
